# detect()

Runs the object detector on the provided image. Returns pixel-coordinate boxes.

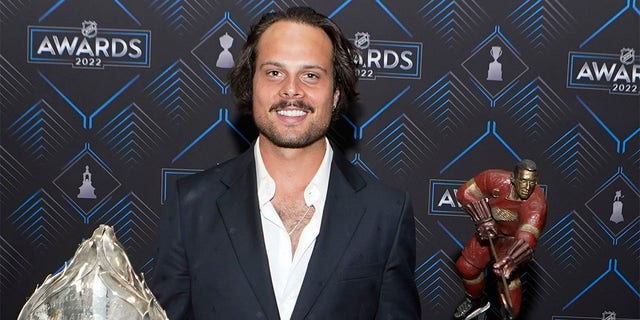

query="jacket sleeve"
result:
[375,191,422,319]
[149,182,193,320]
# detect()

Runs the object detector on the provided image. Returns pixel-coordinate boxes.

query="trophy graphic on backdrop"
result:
[77,165,97,199]
[487,46,503,81]
[18,225,168,320]
[216,32,235,68]
[610,190,624,223]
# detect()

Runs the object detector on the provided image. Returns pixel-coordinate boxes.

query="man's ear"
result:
[333,89,340,110]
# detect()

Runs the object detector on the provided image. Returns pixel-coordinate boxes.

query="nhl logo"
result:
[81,20,98,38]
[619,48,634,65]
[602,311,616,320]
[354,32,370,50]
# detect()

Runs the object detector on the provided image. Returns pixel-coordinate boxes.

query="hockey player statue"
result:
[453,159,547,320]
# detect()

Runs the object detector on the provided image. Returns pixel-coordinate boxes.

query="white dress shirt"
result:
[254,137,333,320]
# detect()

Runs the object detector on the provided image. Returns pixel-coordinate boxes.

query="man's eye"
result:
[267,70,281,77]
[304,73,319,79]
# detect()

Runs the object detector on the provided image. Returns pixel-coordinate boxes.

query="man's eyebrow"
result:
[259,61,284,69]
[303,64,329,74]
[259,61,329,73]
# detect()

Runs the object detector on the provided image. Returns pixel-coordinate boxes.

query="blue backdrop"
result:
[1,1,638,319]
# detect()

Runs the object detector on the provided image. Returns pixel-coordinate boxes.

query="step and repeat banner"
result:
[1,1,638,319]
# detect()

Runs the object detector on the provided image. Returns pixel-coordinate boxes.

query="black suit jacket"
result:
[150,146,420,319]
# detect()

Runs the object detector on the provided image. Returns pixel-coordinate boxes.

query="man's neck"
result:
[258,135,327,192]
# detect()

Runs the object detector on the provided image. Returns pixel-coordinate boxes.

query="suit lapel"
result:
[290,152,367,319]
[216,149,280,320]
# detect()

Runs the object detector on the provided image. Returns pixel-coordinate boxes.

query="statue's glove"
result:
[493,239,533,279]
[463,198,496,240]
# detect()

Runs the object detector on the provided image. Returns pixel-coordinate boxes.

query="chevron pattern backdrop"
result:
[1,1,638,319]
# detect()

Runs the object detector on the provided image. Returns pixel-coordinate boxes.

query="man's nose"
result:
[279,77,304,99]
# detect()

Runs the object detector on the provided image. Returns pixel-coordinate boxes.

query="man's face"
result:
[513,169,537,200]
[252,20,339,149]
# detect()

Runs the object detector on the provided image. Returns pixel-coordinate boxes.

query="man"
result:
[150,7,421,320]
[453,159,547,320]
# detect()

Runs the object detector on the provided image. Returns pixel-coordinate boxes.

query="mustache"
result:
[269,100,315,113]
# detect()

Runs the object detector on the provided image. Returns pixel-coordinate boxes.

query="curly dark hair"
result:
[229,6,359,120]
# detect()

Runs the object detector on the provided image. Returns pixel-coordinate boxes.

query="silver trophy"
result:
[487,46,503,81]
[18,225,168,320]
